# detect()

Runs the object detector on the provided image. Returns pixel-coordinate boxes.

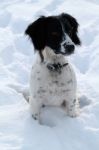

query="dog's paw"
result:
[68,110,79,118]
[32,114,39,120]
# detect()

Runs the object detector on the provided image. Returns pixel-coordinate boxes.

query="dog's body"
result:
[25,13,81,120]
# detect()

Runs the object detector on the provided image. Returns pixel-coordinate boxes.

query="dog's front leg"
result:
[67,97,80,117]
[29,97,41,120]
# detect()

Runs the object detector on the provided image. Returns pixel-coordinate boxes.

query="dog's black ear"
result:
[60,13,81,45]
[25,16,46,51]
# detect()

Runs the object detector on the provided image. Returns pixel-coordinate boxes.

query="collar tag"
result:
[46,62,68,73]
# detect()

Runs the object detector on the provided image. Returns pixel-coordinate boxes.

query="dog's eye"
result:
[68,28,73,36]
[68,30,72,36]
[51,32,59,36]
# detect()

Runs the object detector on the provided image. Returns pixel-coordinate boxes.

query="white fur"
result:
[29,47,79,120]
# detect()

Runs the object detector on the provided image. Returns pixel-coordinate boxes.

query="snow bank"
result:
[0,0,99,150]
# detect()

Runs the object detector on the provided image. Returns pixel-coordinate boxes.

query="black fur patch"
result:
[58,13,81,45]
[25,13,81,61]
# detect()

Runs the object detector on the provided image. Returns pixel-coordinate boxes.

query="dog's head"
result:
[25,13,81,61]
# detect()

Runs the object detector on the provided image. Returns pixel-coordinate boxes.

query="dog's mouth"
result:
[54,51,67,55]
[54,46,75,55]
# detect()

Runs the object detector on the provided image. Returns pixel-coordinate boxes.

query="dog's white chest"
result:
[30,62,76,106]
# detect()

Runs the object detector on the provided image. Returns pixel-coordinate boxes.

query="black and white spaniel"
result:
[25,13,81,120]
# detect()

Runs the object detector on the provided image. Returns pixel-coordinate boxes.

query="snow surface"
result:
[0,0,99,150]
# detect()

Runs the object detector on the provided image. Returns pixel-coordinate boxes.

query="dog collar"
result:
[46,62,68,73]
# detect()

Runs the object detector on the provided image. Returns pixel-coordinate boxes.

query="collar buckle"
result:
[47,62,68,73]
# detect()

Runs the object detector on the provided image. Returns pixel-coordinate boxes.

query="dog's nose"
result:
[63,44,75,51]
[63,44,75,54]
[67,45,74,51]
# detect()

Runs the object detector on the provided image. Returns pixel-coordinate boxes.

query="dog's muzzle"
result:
[60,34,75,55]
[63,43,75,54]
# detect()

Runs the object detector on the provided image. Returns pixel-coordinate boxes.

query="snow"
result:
[0,0,99,150]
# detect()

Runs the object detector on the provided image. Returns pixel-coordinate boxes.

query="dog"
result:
[25,13,81,120]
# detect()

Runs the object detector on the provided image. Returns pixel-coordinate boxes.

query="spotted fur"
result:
[25,13,81,120]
